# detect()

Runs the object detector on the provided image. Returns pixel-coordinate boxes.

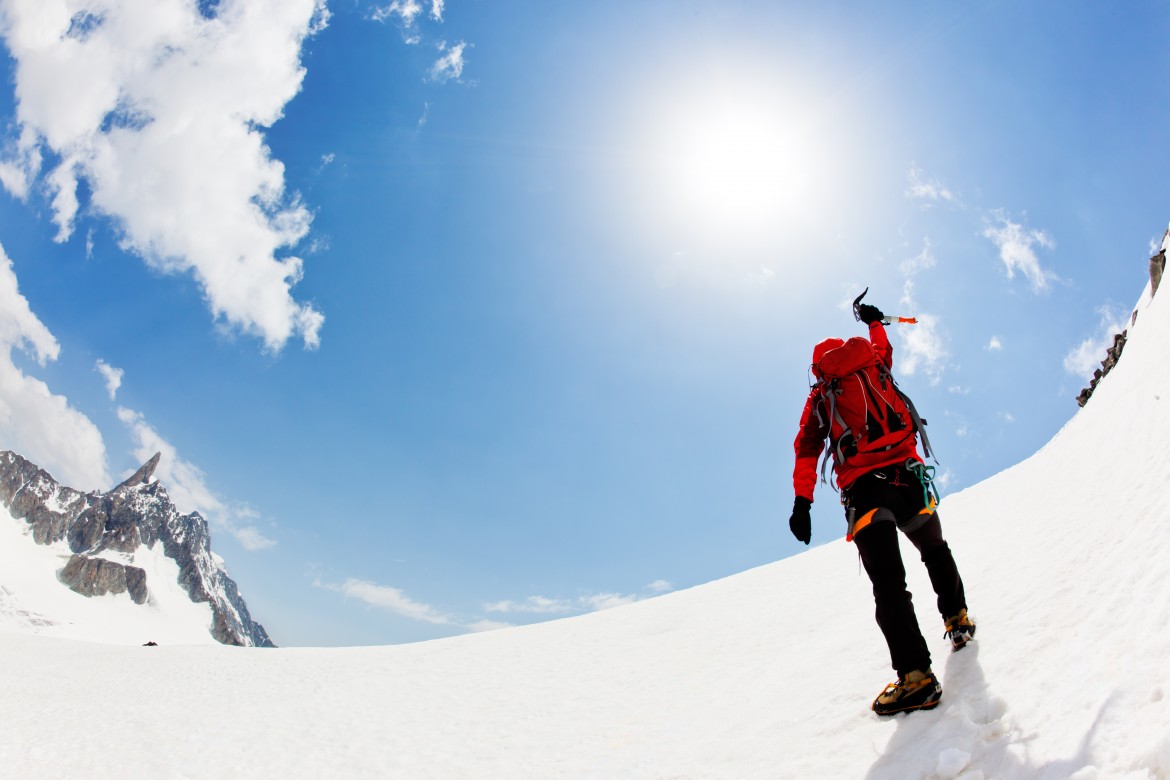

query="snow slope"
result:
[2,272,1169,778]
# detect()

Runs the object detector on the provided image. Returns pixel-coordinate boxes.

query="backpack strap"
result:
[872,363,936,463]
[892,381,936,462]
[857,369,903,439]
[815,381,852,491]
[828,384,854,465]
[818,443,834,489]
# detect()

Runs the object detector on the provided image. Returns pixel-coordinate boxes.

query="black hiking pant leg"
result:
[904,514,967,621]
[855,520,931,677]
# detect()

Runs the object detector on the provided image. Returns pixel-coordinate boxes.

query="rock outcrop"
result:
[1076,244,1165,407]
[0,450,274,647]
[59,555,148,604]
[1151,247,1166,296]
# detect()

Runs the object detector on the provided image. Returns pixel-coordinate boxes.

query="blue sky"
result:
[0,0,1165,646]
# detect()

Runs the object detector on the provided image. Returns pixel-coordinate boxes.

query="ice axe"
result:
[852,287,918,325]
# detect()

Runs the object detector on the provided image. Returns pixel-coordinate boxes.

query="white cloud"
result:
[906,166,955,204]
[466,618,511,632]
[94,360,123,400]
[485,585,662,616]
[485,595,574,615]
[895,241,948,384]
[372,0,423,26]
[982,212,1058,293]
[319,577,670,631]
[46,157,81,243]
[583,592,640,611]
[327,577,453,625]
[899,239,937,277]
[987,336,1003,351]
[0,243,111,491]
[748,264,776,286]
[429,40,468,83]
[896,312,947,384]
[0,0,329,352]
[0,246,56,365]
[370,0,438,42]
[0,125,39,200]
[1063,303,1130,379]
[116,407,276,550]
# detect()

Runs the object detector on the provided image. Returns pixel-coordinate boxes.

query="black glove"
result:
[789,496,812,545]
[857,303,885,326]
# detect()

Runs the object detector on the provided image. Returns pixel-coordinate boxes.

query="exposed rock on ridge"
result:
[0,450,274,647]
[116,451,160,490]
[1076,244,1165,407]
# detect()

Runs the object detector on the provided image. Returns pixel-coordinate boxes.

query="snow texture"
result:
[3,276,1170,777]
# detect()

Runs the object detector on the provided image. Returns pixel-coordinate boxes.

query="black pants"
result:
[844,464,967,677]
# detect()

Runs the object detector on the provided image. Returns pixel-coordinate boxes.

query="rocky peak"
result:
[116,451,161,490]
[0,450,274,647]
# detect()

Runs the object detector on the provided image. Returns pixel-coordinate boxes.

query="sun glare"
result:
[673,102,806,225]
[635,76,842,246]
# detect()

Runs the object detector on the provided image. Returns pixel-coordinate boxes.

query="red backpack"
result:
[811,337,934,482]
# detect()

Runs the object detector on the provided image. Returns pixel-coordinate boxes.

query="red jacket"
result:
[792,321,922,501]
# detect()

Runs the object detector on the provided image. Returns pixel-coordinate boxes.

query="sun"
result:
[673,101,806,228]
[634,75,842,245]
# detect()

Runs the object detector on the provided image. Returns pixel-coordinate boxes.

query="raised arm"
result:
[867,320,893,369]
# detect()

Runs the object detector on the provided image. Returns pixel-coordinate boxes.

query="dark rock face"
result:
[59,555,148,604]
[116,452,160,490]
[0,450,274,647]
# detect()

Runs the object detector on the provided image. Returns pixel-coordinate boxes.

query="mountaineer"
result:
[788,293,975,715]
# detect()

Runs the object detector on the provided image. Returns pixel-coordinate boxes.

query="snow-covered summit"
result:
[0,451,272,647]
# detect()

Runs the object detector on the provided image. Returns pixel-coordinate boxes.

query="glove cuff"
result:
[793,496,812,511]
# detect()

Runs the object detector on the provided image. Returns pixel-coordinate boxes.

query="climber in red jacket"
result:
[788,297,974,716]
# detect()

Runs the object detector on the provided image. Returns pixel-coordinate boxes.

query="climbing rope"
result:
[906,459,941,509]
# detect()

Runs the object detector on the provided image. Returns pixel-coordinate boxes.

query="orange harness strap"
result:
[846,509,879,542]
[847,505,933,542]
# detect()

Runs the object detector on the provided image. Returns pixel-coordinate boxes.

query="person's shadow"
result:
[864,642,1111,779]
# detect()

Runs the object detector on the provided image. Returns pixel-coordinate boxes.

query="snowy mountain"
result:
[3,247,1170,778]
[0,450,273,647]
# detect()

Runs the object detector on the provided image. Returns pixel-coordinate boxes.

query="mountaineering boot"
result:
[872,669,942,716]
[944,609,976,651]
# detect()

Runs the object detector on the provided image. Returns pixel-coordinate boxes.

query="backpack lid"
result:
[810,338,844,379]
[813,336,877,380]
